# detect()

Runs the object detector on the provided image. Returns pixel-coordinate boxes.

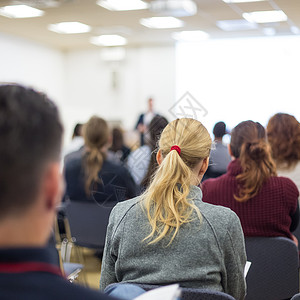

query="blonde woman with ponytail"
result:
[100,118,246,300]
[203,120,299,243]
[64,116,137,204]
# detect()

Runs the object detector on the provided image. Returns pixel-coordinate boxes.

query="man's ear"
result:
[42,162,62,211]
[156,149,163,165]
[199,157,209,176]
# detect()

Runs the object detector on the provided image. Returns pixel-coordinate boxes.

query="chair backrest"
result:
[245,236,299,300]
[65,200,117,249]
[132,284,235,300]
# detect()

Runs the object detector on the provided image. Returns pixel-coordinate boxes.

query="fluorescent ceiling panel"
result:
[243,10,288,23]
[140,17,184,29]
[96,0,148,11]
[172,30,209,41]
[0,4,44,18]
[48,22,91,34]
[217,19,258,31]
[90,35,127,46]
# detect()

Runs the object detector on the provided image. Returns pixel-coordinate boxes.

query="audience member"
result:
[107,127,131,165]
[267,113,300,192]
[128,115,168,189]
[203,121,231,180]
[135,98,158,146]
[0,84,116,299]
[64,116,137,204]
[202,120,299,243]
[100,118,246,300]
[63,123,84,157]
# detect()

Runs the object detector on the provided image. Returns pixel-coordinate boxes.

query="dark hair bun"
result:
[245,141,266,160]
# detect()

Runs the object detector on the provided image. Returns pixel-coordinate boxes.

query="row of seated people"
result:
[62,111,300,298]
[1,84,300,299]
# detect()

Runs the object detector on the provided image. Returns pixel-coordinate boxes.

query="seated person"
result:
[267,113,300,193]
[127,115,168,190]
[100,118,246,300]
[202,120,299,243]
[64,116,137,204]
[0,84,116,299]
[203,121,231,180]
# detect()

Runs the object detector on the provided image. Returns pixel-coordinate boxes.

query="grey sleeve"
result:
[222,212,247,300]
[99,210,118,291]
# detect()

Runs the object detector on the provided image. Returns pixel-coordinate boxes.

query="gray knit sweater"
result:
[100,186,246,300]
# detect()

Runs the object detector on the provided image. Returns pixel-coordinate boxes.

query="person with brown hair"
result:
[267,113,300,192]
[64,116,137,204]
[202,120,299,242]
[100,118,246,300]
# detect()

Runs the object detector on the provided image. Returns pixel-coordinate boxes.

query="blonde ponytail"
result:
[83,116,109,195]
[142,118,211,245]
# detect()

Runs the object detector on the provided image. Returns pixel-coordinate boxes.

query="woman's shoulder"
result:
[110,196,143,221]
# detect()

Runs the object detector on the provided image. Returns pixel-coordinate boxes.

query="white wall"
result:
[0,32,176,146]
[0,32,65,110]
[176,36,300,139]
[63,46,176,140]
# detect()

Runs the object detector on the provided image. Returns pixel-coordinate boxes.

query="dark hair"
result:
[72,123,83,139]
[83,116,109,195]
[230,120,276,202]
[110,127,124,152]
[267,113,300,168]
[213,121,227,138]
[0,84,63,218]
[141,115,168,188]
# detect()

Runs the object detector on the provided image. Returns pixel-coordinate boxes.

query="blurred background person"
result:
[107,127,131,165]
[267,113,300,193]
[202,120,299,244]
[64,116,136,204]
[203,121,231,181]
[135,98,158,146]
[63,123,84,157]
[128,115,168,191]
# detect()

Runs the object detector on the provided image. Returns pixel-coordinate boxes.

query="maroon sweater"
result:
[202,159,299,240]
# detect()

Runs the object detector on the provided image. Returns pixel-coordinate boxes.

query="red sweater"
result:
[202,159,299,239]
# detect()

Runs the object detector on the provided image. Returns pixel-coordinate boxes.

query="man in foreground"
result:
[0,84,117,299]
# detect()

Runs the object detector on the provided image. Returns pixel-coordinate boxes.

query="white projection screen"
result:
[175,36,300,141]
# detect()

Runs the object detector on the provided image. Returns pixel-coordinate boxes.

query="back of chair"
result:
[132,284,235,300]
[245,236,299,300]
[65,200,117,249]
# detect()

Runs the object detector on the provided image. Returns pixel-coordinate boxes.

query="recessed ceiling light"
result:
[216,19,258,31]
[96,0,148,11]
[140,17,184,29]
[243,10,287,23]
[90,35,127,46]
[172,30,209,41]
[48,22,91,34]
[0,4,44,18]
[223,0,265,3]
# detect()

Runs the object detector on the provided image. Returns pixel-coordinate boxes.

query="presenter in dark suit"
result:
[135,98,158,146]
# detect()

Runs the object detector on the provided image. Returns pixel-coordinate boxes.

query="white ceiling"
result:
[0,0,299,50]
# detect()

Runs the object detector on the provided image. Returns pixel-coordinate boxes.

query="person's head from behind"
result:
[141,115,168,188]
[213,121,227,140]
[267,113,300,169]
[230,120,276,202]
[0,84,63,246]
[143,118,211,245]
[82,116,109,195]
[110,127,124,152]
[72,123,83,139]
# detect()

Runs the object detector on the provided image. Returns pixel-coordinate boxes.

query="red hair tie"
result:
[170,145,181,155]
